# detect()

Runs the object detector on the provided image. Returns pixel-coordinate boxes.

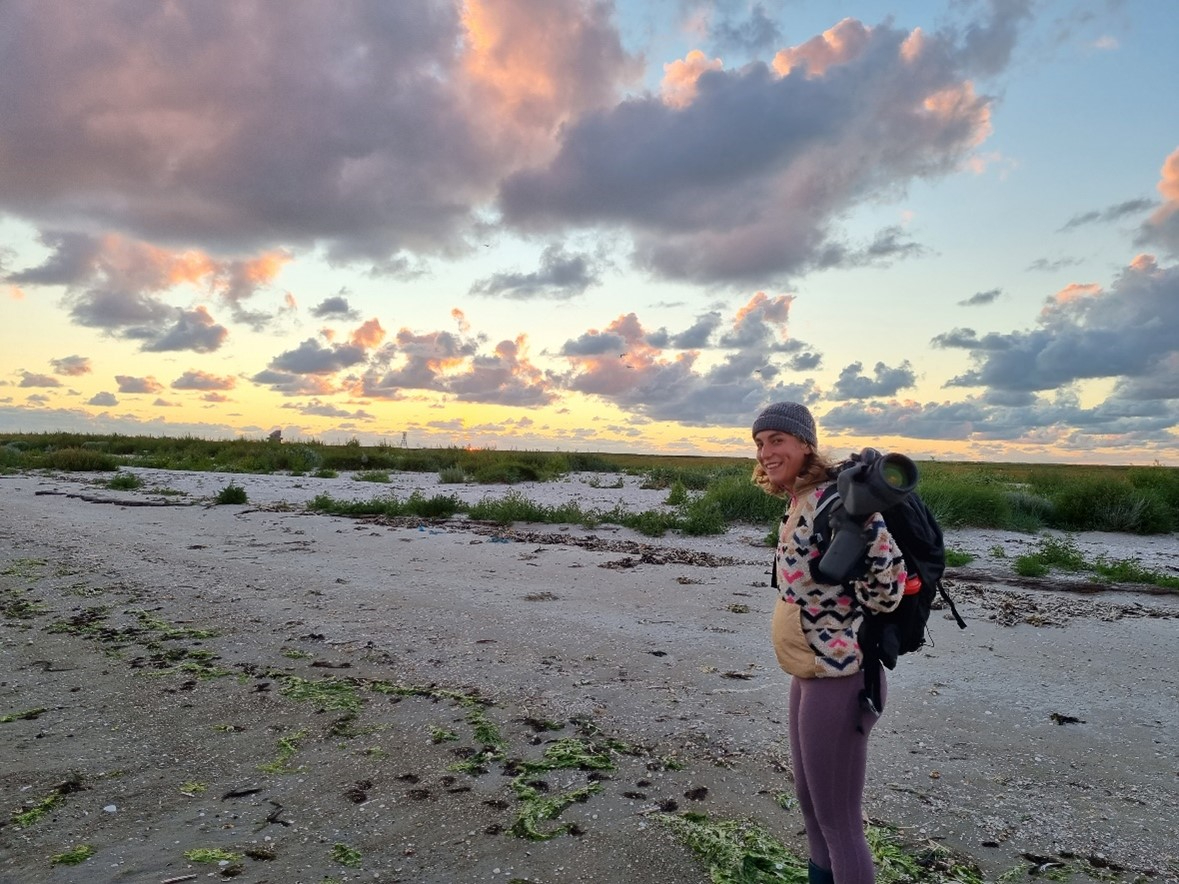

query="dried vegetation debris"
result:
[950,579,1178,627]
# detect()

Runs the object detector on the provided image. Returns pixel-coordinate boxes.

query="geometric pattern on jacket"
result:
[776,483,906,677]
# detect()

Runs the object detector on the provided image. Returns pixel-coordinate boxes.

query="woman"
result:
[752,402,906,884]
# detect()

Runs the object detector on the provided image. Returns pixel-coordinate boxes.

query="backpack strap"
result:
[936,580,968,630]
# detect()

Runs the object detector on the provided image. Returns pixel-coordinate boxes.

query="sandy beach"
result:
[2,467,1177,884]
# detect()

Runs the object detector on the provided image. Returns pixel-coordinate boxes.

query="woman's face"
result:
[754,430,811,490]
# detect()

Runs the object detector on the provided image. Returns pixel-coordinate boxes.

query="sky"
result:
[2,0,1178,465]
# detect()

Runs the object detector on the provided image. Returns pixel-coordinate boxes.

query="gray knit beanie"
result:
[751,402,817,446]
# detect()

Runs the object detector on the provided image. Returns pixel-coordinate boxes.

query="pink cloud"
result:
[772,18,871,78]
[172,370,236,391]
[661,50,723,109]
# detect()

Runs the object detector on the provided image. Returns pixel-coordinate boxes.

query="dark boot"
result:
[808,859,835,884]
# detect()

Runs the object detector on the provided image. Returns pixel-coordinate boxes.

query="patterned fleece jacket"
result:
[775,482,906,677]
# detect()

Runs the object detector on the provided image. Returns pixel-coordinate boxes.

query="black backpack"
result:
[815,457,966,714]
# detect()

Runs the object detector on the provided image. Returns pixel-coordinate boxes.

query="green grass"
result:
[42,447,120,471]
[279,676,362,712]
[1014,534,1179,590]
[2,431,1176,534]
[258,729,308,773]
[106,471,143,490]
[661,813,984,884]
[306,491,461,519]
[331,842,363,867]
[213,482,247,505]
[51,845,95,866]
[945,549,975,567]
[11,792,64,827]
[354,469,391,483]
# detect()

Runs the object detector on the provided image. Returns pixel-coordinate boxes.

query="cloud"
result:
[249,370,337,397]
[946,256,1179,394]
[708,2,782,56]
[932,327,1012,350]
[116,375,164,394]
[468,244,601,300]
[0,1,640,265]
[311,294,361,320]
[87,391,118,406]
[1059,197,1153,231]
[661,50,724,109]
[1136,146,1179,256]
[50,355,91,376]
[500,10,1005,285]
[19,371,62,388]
[1026,256,1082,272]
[819,385,1179,454]
[270,338,370,375]
[447,336,557,406]
[5,231,102,285]
[142,306,229,353]
[284,399,375,420]
[350,318,386,349]
[354,327,554,406]
[829,361,917,400]
[558,294,821,424]
[172,370,236,392]
[958,287,1001,306]
[9,231,276,349]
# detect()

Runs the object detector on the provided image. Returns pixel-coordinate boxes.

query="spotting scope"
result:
[817,449,918,583]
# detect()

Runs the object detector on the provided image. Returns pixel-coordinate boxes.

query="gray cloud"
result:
[954,0,1034,77]
[469,244,600,300]
[501,12,1007,285]
[270,338,369,375]
[0,1,639,265]
[1137,209,1179,257]
[708,2,783,56]
[558,299,822,425]
[820,391,1179,453]
[115,375,164,394]
[946,257,1178,393]
[249,370,336,397]
[932,327,1012,350]
[284,400,375,420]
[67,288,177,332]
[311,295,361,320]
[667,311,723,349]
[19,371,62,388]
[51,355,91,376]
[1059,197,1154,231]
[15,230,237,351]
[142,307,229,353]
[447,339,558,406]
[171,371,235,391]
[5,231,102,285]
[829,361,917,400]
[958,288,1002,306]
[88,391,118,406]
[1026,256,1082,272]
[815,226,928,271]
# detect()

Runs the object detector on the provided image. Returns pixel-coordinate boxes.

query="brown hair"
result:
[751,445,838,499]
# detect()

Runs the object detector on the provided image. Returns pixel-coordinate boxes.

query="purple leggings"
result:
[789,671,886,884]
